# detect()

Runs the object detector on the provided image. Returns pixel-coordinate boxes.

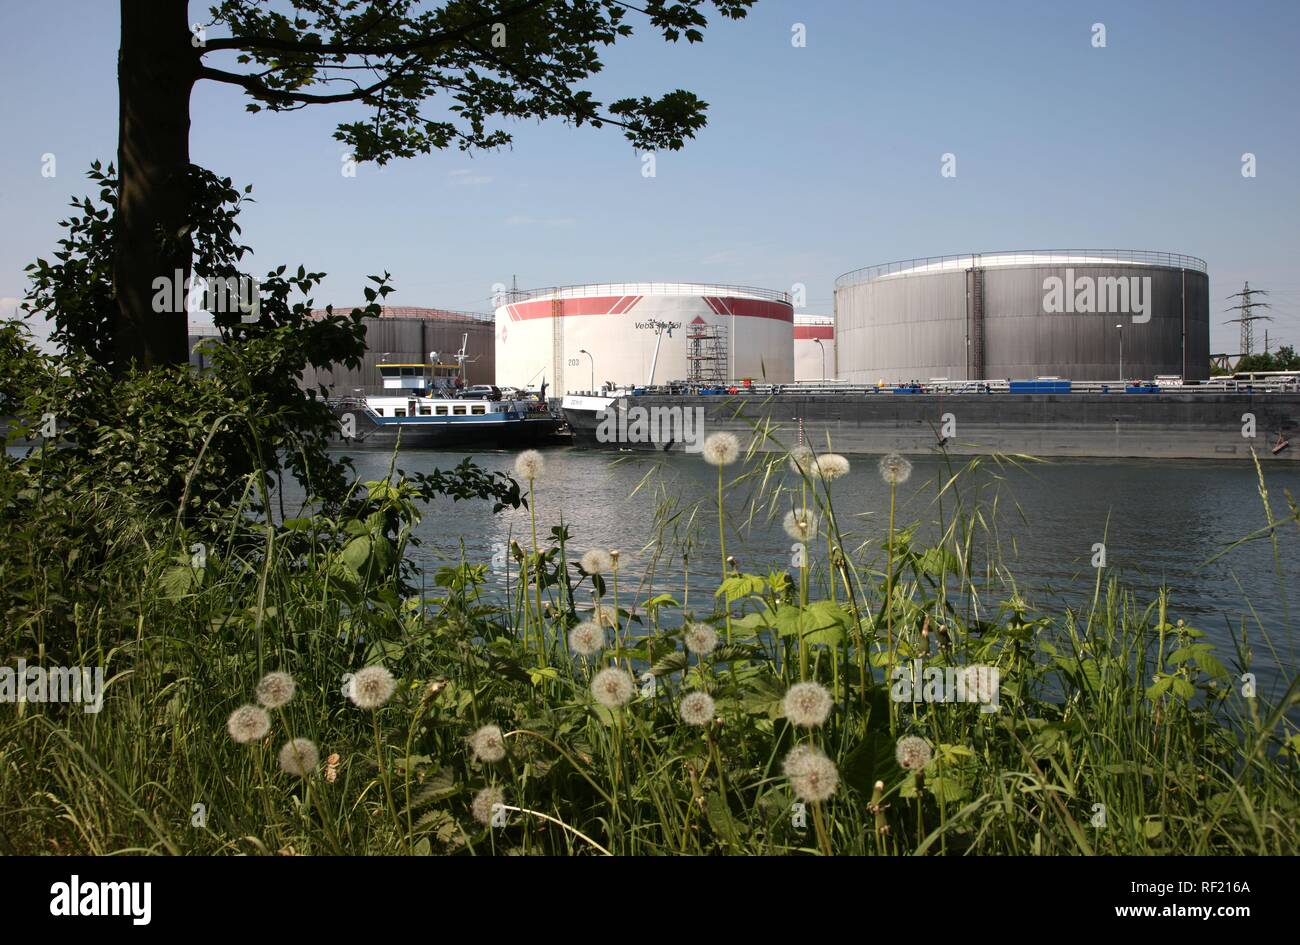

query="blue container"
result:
[1010,380,1071,394]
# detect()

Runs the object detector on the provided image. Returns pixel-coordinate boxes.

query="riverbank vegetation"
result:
[2,390,1297,853]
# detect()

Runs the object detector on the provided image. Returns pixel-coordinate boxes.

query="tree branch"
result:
[201,0,552,57]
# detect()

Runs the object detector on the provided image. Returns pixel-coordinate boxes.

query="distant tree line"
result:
[1212,345,1300,375]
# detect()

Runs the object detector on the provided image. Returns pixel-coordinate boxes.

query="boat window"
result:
[471,405,486,415]
[436,405,449,416]
[394,408,406,418]
[453,405,467,416]
[374,408,384,416]
[419,405,432,416]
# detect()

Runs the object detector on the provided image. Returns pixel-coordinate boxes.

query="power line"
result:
[1223,282,1272,356]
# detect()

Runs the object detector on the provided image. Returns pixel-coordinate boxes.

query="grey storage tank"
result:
[834,250,1209,383]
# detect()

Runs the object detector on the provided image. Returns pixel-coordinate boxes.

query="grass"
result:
[0,436,1297,856]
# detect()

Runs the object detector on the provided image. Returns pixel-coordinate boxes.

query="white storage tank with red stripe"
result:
[494,283,794,393]
[793,314,835,382]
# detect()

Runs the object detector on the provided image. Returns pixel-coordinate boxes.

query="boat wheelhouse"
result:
[376,361,463,395]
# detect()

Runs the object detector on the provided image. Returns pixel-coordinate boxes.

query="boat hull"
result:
[331,405,567,450]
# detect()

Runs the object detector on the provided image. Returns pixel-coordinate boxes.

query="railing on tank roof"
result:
[500,282,791,304]
[835,250,1208,288]
[308,306,494,323]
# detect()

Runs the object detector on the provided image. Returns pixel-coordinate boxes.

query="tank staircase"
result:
[687,323,728,386]
[968,264,985,381]
[551,297,564,394]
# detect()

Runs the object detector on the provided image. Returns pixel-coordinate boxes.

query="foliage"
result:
[201,0,759,161]
[15,162,387,515]
[2,164,525,658]
[1214,345,1300,376]
[2,437,1296,856]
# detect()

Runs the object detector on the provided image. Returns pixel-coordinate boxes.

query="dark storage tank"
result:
[835,251,1209,383]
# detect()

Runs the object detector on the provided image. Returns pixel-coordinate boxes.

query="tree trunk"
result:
[114,0,197,371]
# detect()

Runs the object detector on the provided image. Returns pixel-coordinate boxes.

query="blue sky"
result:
[2,0,1298,352]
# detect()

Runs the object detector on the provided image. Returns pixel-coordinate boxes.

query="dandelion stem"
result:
[812,799,832,856]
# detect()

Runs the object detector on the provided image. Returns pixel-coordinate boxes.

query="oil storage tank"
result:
[494,282,794,392]
[300,306,495,395]
[834,250,1209,383]
[793,314,835,382]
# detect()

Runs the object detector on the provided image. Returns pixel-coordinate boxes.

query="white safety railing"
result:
[501,282,791,304]
[836,249,1208,288]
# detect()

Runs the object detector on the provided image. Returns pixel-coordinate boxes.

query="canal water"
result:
[315,446,1299,697]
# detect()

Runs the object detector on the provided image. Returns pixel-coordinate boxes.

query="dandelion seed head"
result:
[591,667,636,709]
[580,548,613,574]
[514,449,545,481]
[783,744,839,803]
[814,453,850,482]
[568,620,605,657]
[278,738,319,778]
[895,735,932,772]
[470,724,507,763]
[472,786,504,826]
[348,665,395,710]
[255,671,295,709]
[879,451,913,486]
[702,431,740,467]
[783,509,819,542]
[226,704,270,744]
[683,621,719,656]
[788,445,816,476]
[593,603,619,629]
[679,691,716,726]
[783,681,833,728]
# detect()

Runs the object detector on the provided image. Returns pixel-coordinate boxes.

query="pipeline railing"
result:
[572,376,1300,397]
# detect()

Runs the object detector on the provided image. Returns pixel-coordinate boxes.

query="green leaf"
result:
[159,565,198,600]
[341,535,372,574]
[716,572,765,601]
[925,775,969,803]
[1138,818,1164,840]
[705,792,747,843]
[918,547,960,577]
[649,651,687,677]
[1146,675,1174,700]
[527,666,560,686]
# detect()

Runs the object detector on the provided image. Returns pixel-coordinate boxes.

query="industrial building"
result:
[494,283,794,393]
[835,250,1210,383]
[298,306,495,395]
[793,314,835,382]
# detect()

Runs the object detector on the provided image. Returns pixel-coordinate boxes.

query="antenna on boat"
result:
[453,332,481,384]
